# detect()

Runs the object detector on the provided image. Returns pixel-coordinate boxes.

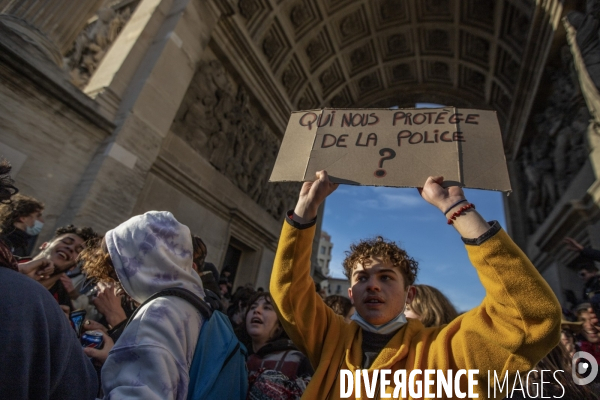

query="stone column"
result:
[0,0,105,65]
[565,17,600,206]
[55,0,233,232]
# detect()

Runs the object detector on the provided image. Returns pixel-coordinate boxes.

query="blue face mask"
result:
[26,220,44,236]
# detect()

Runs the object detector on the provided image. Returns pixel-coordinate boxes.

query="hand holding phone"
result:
[69,309,86,338]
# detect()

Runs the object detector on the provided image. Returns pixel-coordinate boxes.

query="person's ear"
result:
[406,285,416,304]
[39,242,50,250]
[348,287,354,304]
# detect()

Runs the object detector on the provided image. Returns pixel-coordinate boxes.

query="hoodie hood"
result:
[104,211,205,304]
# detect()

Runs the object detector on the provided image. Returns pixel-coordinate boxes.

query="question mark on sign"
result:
[374,148,396,178]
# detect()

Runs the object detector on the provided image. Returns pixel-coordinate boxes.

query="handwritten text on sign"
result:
[269,108,511,192]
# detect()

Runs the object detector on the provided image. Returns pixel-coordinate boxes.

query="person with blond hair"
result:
[404,284,458,327]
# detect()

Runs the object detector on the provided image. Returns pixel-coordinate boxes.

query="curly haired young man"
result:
[18,224,98,310]
[0,193,44,256]
[270,171,562,399]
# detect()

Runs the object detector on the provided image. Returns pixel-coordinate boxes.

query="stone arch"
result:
[231,0,542,127]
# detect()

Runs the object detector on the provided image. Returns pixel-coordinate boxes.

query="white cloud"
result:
[351,189,424,211]
[355,199,380,209]
[380,192,422,208]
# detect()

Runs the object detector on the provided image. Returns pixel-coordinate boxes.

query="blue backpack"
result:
[126,287,248,400]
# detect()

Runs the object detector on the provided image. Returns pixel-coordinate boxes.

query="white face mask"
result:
[26,220,44,236]
[350,287,412,335]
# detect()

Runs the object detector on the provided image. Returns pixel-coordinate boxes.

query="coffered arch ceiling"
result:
[213,0,561,152]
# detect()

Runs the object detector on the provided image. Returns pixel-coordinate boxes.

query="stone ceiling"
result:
[232,0,537,125]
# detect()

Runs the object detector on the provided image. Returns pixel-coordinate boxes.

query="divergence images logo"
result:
[572,351,598,385]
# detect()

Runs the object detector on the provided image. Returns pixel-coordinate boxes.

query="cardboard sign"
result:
[269,108,511,192]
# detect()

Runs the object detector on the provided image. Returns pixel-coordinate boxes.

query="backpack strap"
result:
[273,350,291,372]
[124,287,212,329]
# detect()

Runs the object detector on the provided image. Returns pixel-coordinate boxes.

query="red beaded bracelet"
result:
[447,203,475,225]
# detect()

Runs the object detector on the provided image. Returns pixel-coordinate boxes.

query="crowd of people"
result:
[0,160,599,399]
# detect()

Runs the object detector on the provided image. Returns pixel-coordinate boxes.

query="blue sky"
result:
[321,185,507,312]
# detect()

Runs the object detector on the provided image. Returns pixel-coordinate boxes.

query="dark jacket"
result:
[16,257,74,310]
[0,267,98,399]
[0,227,35,257]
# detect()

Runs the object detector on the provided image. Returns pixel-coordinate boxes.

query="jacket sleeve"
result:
[428,224,562,391]
[47,287,99,400]
[270,216,345,368]
[101,297,202,400]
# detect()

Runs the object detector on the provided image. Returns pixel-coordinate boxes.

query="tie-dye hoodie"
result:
[101,211,206,400]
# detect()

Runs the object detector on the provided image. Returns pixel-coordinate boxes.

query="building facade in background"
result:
[1,0,600,301]
[316,230,333,278]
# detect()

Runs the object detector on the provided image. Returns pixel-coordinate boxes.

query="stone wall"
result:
[65,0,141,88]
[171,52,299,220]
[0,55,110,240]
[516,45,590,235]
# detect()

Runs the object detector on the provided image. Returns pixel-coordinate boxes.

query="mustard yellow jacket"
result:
[270,219,561,399]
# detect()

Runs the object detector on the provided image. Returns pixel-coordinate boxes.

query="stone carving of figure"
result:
[525,39,591,227]
[568,107,591,171]
[553,126,573,195]
[172,58,297,219]
[521,135,557,232]
[567,0,600,90]
[522,148,542,228]
[66,4,135,88]
[249,162,271,202]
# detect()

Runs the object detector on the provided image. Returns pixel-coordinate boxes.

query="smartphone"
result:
[70,309,86,338]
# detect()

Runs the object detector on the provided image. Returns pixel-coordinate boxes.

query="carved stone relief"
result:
[385,33,412,58]
[567,0,600,91]
[357,72,381,95]
[519,45,590,233]
[423,29,451,54]
[305,30,334,72]
[229,0,538,119]
[348,41,376,76]
[460,66,486,93]
[297,85,319,109]
[374,0,409,28]
[319,60,344,96]
[424,61,451,83]
[389,62,415,84]
[65,1,139,88]
[328,86,353,107]
[417,0,453,21]
[172,60,299,219]
[288,0,321,39]
[461,32,490,67]
[281,56,304,98]
[239,0,260,20]
[290,4,310,29]
[334,6,369,48]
